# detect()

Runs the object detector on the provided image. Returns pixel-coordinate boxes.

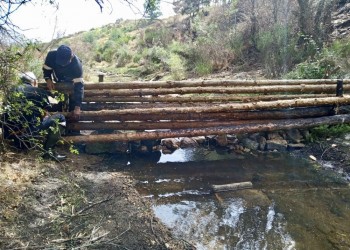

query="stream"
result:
[108,148,350,249]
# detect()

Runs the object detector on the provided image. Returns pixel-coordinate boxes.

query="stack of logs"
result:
[47,79,350,143]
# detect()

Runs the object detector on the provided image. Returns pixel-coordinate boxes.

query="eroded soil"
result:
[0,150,193,249]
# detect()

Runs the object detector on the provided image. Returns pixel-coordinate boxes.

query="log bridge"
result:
[49,79,350,144]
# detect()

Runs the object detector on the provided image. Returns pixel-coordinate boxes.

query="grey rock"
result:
[266,139,288,151]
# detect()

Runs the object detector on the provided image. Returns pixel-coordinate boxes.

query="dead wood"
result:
[38,79,350,91]
[72,106,333,122]
[83,85,350,97]
[82,94,333,105]
[63,114,350,143]
[66,97,350,121]
[212,182,253,192]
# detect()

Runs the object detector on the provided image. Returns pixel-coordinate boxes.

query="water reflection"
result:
[154,194,295,249]
[108,148,350,249]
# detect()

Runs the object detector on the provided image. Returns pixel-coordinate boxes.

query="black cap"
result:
[55,45,72,66]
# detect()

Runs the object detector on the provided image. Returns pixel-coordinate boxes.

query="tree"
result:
[173,0,211,18]
[144,0,162,20]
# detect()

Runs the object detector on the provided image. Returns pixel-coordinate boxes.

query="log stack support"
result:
[41,79,350,143]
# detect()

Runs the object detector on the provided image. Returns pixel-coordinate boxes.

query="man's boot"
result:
[43,125,66,162]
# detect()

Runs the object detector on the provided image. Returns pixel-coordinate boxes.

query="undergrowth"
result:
[307,124,350,142]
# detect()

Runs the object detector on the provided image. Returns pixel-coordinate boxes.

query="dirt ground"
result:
[0,149,194,250]
[1,135,349,250]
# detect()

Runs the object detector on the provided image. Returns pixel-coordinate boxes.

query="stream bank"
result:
[1,129,350,249]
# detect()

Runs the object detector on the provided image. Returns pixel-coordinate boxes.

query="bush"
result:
[167,53,186,80]
[285,45,346,79]
[145,46,169,64]
[307,124,350,142]
[115,47,133,67]
[257,25,298,77]
[194,60,213,76]
[143,25,173,48]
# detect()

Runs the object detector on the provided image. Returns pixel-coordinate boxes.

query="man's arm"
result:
[71,56,84,118]
[72,81,84,117]
[43,51,55,91]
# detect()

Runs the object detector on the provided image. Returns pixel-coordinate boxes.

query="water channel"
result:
[108,148,350,249]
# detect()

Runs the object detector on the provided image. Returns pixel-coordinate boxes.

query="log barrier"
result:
[39,79,350,143]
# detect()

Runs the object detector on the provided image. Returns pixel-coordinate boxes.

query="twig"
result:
[74,194,115,216]
[102,222,131,245]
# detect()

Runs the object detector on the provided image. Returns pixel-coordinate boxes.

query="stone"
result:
[242,138,259,151]
[161,138,180,150]
[215,134,228,147]
[192,136,207,145]
[258,136,267,151]
[286,129,303,143]
[266,132,284,140]
[287,143,306,150]
[180,137,198,148]
[266,139,288,151]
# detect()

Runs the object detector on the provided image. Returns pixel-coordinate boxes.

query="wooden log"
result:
[82,94,333,104]
[83,79,350,89]
[38,79,350,91]
[63,114,350,143]
[84,85,350,97]
[71,106,334,122]
[212,182,253,192]
[67,97,350,121]
[81,102,206,111]
[67,120,270,131]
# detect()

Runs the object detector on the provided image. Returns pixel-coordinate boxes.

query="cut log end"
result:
[211,181,253,193]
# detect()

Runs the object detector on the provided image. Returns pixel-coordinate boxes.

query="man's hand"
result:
[46,79,55,91]
[72,106,81,120]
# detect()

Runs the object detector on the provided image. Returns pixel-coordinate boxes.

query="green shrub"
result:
[115,47,133,67]
[307,124,350,142]
[195,60,213,76]
[146,46,169,64]
[285,46,346,79]
[143,26,173,47]
[132,54,142,64]
[257,25,298,77]
[82,31,97,44]
[167,53,186,80]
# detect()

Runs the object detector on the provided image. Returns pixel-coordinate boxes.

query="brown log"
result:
[83,79,350,89]
[69,96,350,121]
[84,85,350,97]
[38,79,350,91]
[82,94,333,104]
[212,182,253,192]
[63,114,350,143]
[67,120,271,131]
[73,106,334,122]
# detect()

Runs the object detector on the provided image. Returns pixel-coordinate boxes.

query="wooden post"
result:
[336,80,344,97]
[98,73,105,83]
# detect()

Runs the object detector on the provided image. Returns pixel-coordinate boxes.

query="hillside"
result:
[41,1,350,84]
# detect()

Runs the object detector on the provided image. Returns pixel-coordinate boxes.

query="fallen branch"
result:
[212,182,253,192]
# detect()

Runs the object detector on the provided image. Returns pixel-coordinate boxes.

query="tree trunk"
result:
[84,85,350,97]
[82,94,333,105]
[66,96,350,121]
[38,79,350,91]
[72,106,335,122]
[63,114,350,143]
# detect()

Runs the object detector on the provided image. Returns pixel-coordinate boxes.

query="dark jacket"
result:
[43,50,84,108]
[1,85,52,149]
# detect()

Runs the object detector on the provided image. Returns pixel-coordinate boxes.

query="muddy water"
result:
[109,148,350,249]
